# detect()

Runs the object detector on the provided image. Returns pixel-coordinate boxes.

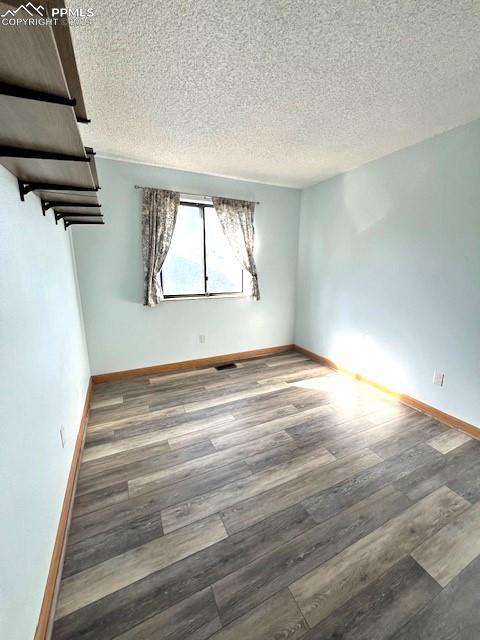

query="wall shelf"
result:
[34,189,100,205]
[41,200,102,212]
[18,179,100,199]
[55,212,103,226]
[54,210,101,220]
[64,218,105,229]
[0,81,77,107]
[0,0,104,227]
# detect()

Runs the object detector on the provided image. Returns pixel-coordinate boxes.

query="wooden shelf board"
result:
[64,216,104,222]
[0,3,71,99]
[0,96,85,155]
[1,2,87,121]
[49,0,89,121]
[1,157,95,187]
[89,155,100,187]
[54,205,102,214]
[37,191,100,204]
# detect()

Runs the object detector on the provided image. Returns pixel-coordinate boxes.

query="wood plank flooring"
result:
[53,351,480,639]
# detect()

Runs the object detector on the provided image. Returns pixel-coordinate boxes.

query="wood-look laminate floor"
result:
[53,351,480,640]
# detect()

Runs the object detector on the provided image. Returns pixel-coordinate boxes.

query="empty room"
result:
[2,1,480,638]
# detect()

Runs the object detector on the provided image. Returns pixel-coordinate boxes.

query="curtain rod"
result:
[134,185,259,204]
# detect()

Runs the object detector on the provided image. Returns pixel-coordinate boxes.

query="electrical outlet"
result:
[432,370,445,387]
[199,334,206,344]
[60,425,66,448]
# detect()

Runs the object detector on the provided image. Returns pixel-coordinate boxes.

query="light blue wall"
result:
[2,118,477,638]
[73,158,301,374]
[295,119,480,426]
[0,166,91,640]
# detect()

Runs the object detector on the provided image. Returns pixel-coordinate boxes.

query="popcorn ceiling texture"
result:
[69,0,480,187]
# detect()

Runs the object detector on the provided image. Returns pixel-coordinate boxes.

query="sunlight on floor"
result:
[292,373,365,411]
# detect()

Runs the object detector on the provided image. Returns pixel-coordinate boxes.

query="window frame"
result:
[160,200,244,299]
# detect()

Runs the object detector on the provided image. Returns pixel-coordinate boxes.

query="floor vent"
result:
[215,363,237,371]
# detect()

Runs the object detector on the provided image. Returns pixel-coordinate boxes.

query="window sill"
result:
[163,293,248,302]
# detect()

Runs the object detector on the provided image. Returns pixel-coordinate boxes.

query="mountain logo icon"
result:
[1,3,45,17]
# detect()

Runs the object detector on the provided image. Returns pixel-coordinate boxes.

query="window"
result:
[161,202,245,298]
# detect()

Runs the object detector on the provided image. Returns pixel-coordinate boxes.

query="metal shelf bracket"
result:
[18,180,100,200]
[64,219,105,230]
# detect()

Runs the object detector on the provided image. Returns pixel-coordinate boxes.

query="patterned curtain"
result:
[141,188,179,306]
[212,197,260,300]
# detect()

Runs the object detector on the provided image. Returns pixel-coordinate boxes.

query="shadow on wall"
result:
[118,195,144,305]
[342,169,392,233]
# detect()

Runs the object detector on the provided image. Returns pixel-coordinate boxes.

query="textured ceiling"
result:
[69,0,480,187]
